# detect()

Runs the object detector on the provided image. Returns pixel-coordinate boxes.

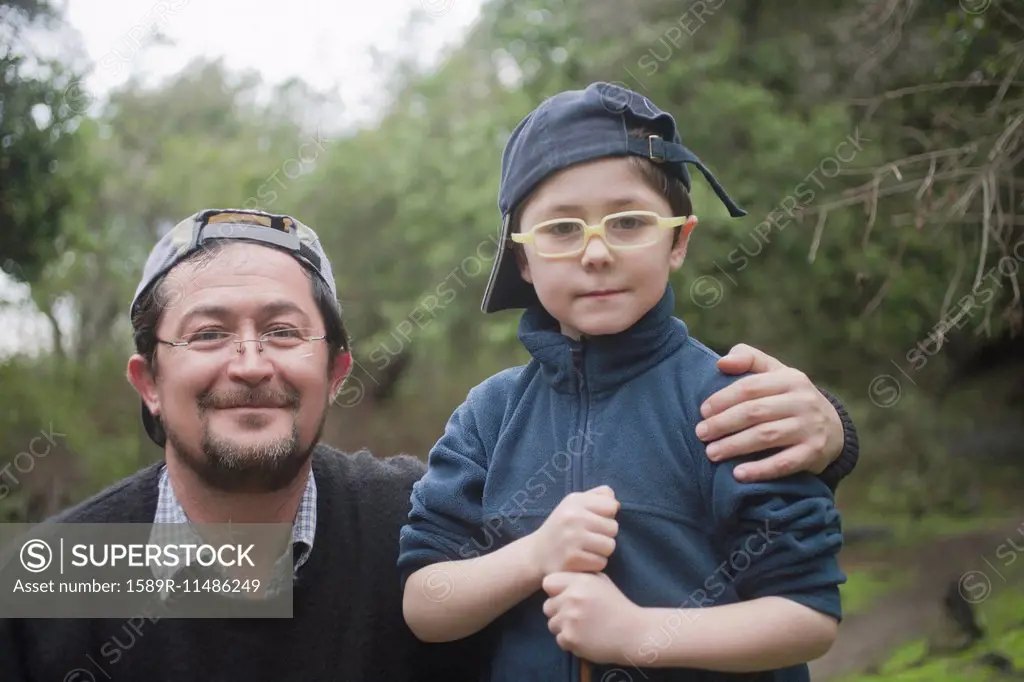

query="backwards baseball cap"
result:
[481,81,747,314]
[129,208,339,447]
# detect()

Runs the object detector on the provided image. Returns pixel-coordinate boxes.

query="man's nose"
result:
[226,338,274,383]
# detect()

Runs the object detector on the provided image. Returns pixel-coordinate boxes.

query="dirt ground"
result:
[810,524,1024,680]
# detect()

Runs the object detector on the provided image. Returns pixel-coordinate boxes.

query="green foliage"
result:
[1,0,1022,520]
[0,0,86,284]
[840,568,912,616]
[839,585,1024,681]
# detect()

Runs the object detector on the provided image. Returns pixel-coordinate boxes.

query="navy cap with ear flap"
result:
[627,134,747,218]
[481,81,747,314]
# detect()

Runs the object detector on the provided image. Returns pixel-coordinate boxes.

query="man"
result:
[0,208,858,681]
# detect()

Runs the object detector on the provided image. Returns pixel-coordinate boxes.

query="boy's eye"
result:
[541,222,582,237]
[608,214,655,231]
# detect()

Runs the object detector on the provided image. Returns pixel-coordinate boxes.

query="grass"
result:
[836,576,1024,681]
[823,504,1024,681]
[836,510,1023,555]
[840,568,912,616]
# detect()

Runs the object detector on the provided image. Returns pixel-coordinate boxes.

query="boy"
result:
[397,82,844,682]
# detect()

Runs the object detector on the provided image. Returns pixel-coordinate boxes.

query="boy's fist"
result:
[530,485,620,575]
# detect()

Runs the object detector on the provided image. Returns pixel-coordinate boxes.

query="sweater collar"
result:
[517,284,688,394]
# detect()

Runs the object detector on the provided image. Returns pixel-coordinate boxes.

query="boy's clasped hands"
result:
[528,484,641,664]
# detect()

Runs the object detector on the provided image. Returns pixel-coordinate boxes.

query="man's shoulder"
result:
[0,463,162,579]
[46,461,163,524]
[311,444,425,492]
[310,444,426,533]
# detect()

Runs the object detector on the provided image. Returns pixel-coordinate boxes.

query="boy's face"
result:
[515,156,696,339]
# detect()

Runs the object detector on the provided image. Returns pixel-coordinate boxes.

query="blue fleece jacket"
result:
[398,285,845,682]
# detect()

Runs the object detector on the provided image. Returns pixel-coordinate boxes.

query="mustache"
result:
[198,387,300,410]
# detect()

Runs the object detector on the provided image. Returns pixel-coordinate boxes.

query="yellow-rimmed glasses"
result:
[157,327,328,357]
[510,210,689,259]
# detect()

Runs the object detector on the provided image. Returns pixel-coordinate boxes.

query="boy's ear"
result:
[514,245,533,283]
[669,216,698,270]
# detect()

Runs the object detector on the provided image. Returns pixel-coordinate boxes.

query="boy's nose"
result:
[580,234,614,266]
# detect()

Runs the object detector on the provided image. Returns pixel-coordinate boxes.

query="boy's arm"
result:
[542,574,836,671]
[693,449,844,669]
[398,389,543,643]
[404,535,544,642]
[546,457,843,671]
[629,595,836,671]
[636,417,843,671]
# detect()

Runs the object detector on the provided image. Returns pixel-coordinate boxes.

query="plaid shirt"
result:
[148,464,317,598]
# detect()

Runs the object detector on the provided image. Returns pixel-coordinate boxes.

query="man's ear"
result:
[330,351,354,397]
[669,216,698,270]
[126,354,160,416]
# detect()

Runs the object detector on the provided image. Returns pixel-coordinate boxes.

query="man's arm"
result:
[815,386,860,491]
[696,344,859,490]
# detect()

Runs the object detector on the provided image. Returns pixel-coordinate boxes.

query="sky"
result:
[63,0,483,119]
[0,0,484,358]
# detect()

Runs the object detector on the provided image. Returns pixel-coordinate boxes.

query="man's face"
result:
[128,242,350,493]
[516,157,695,338]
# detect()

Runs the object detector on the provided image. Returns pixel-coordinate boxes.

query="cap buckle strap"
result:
[633,136,747,218]
[647,135,666,162]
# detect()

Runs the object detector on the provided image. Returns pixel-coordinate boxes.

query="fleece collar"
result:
[517,284,689,395]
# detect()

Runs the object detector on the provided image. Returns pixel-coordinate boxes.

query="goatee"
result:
[166,388,327,493]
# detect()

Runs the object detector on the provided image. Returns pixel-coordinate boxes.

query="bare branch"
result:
[855,80,1024,124]
[808,208,828,263]
[916,155,937,202]
[861,237,907,319]
[41,308,65,364]
[990,112,1024,163]
[940,242,967,324]
[973,173,992,292]
[993,170,1009,250]
[863,173,881,249]
[889,214,1024,226]
[806,167,985,215]
[851,80,1024,106]
[988,53,1024,119]
[998,6,1024,34]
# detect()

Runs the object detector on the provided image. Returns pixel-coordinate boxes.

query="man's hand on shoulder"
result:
[695,344,845,483]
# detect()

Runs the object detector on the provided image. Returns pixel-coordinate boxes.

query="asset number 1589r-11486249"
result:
[126,578,261,593]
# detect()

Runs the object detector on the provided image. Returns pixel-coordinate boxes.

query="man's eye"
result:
[191,331,230,341]
[265,328,302,338]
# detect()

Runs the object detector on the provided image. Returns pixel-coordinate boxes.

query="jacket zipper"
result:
[569,340,589,682]
[570,342,587,494]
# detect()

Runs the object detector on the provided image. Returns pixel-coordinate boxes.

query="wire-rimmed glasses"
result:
[156,327,328,357]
